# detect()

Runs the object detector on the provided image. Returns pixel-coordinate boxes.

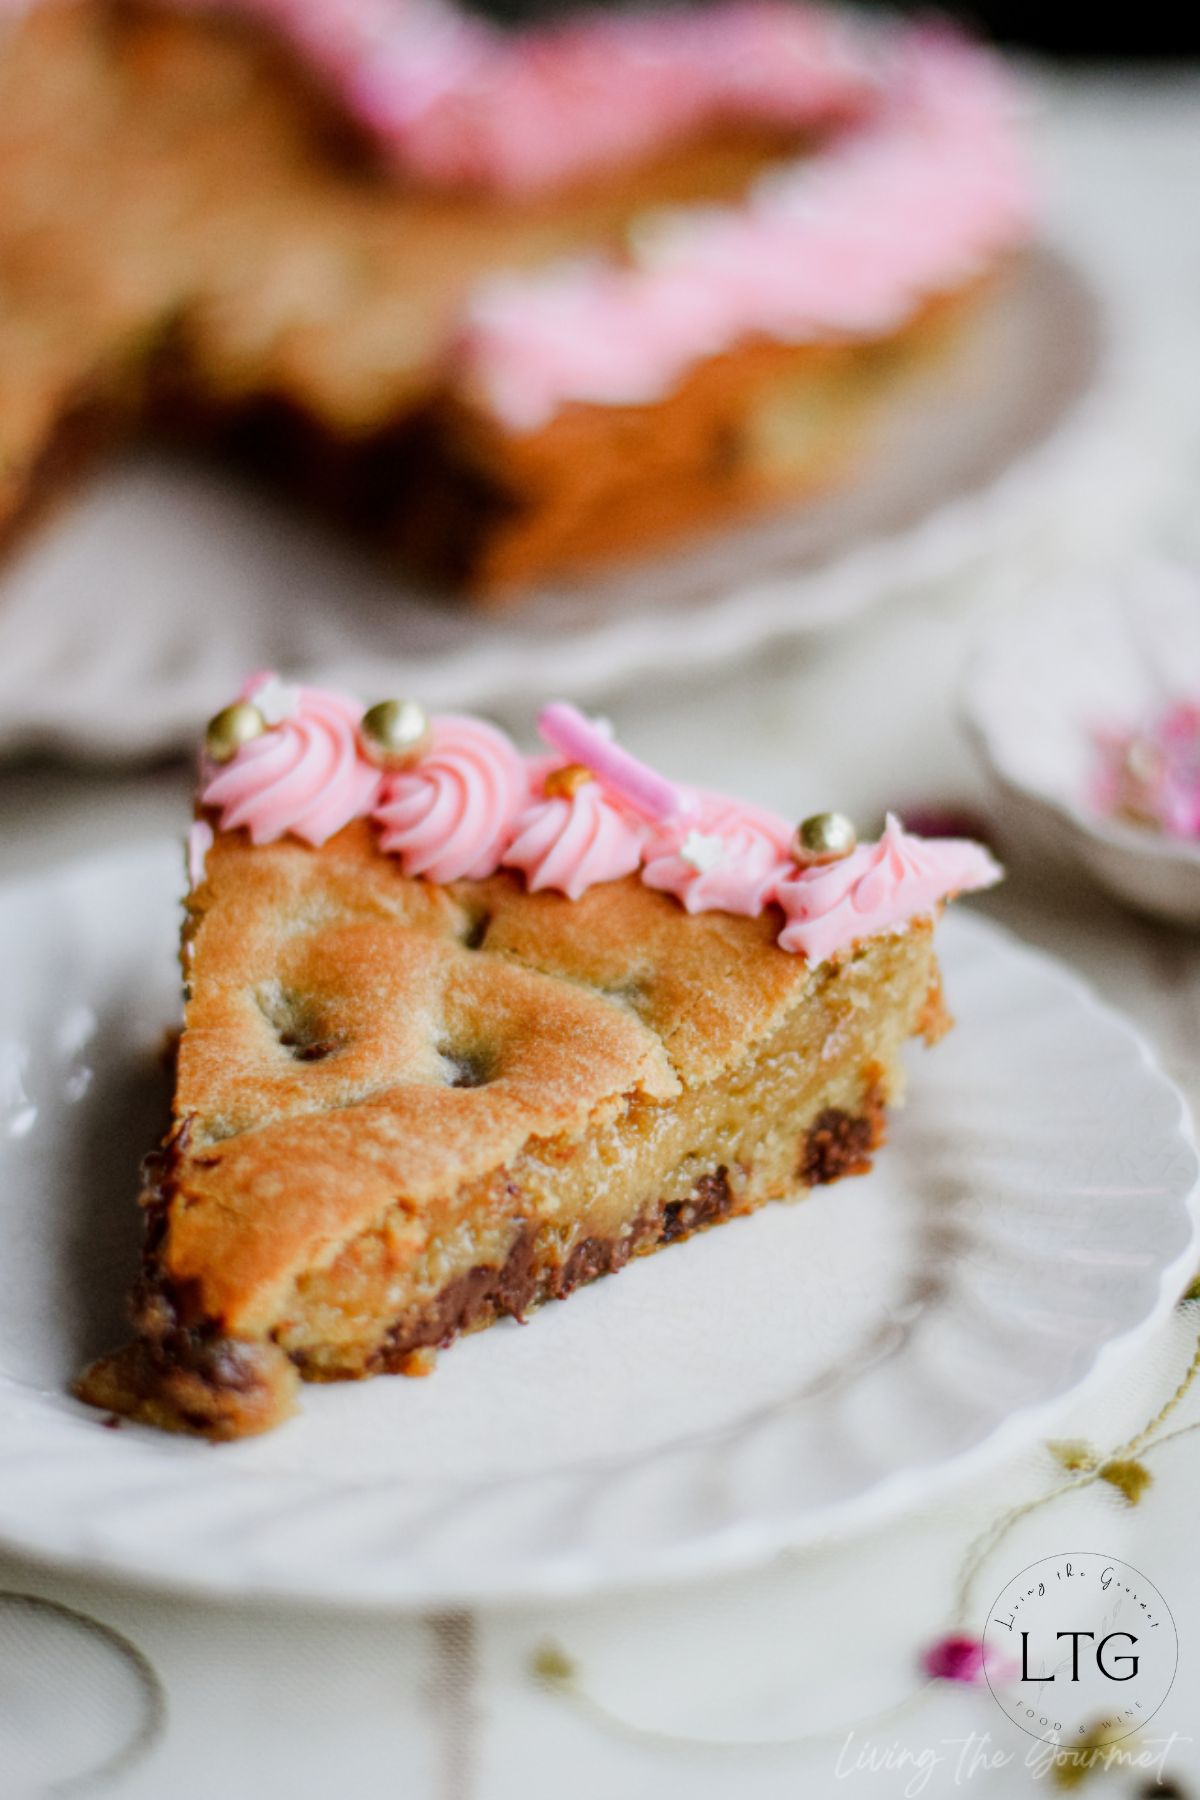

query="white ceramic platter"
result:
[0,842,1194,1608]
[0,247,1106,762]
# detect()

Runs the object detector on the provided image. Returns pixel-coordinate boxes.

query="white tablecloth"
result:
[3,66,1200,1800]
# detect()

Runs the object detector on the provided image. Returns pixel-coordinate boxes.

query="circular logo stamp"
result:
[982,1553,1178,1746]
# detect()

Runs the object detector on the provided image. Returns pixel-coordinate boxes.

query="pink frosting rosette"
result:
[372,713,528,881]
[774,813,1002,962]
[199,676,381,847]
[642,790,794,915]
[500,701,681,899]
[502,777,646,900]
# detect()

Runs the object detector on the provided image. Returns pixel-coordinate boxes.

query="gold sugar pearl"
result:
[792,810,857,867]
[359,698,433,770]
[205,700,266,765]
[543,763,595,800]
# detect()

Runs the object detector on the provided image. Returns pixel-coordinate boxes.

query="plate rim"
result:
[0,842,1195,1611]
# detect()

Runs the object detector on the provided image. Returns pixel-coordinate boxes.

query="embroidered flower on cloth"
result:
[920,1634,986,1685]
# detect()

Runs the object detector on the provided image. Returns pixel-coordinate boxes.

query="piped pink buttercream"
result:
[373,713,528,881]
[774,814,1001,962]
[187,818,215,889]
[199,678,381,846]
[194,685,1003,952]
[156,2,1025,432]
[1093,701,1200,840]
[503,777,645,900]
[458,26,1031,431]
[642,790,793,915]
[181,0,877,196]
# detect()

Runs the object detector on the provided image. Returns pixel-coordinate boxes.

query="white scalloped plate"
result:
[0,247,1110,763]
[0,842,1195,1607]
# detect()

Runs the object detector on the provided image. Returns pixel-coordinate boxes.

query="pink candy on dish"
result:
[503,776,645,901]
[200,676,382,847]
[373,713,529,882]
[642,791,793,915]
[775,814,1001,962]
[1093,702,1200,841]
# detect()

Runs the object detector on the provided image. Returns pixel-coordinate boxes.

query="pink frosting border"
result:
[175,0,879,195]
[120,0,1028,433]
[195,682,1002,961]
[457,26,1031,430]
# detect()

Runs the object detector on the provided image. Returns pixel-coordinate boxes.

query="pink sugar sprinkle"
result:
[537,702,686,822]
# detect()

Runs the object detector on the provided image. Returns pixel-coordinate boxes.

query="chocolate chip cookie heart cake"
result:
[78,678,1000,1436]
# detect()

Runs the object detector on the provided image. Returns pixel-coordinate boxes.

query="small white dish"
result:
[0,842,1195,1607]
[964,561,1200,925]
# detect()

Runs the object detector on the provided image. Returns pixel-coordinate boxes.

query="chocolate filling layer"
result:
[363,1099,881,1376]
[78,1100,882,1435]
[369,1166,737,1374]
